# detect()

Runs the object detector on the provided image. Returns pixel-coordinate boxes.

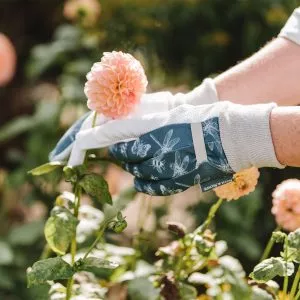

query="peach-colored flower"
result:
[63,0,101,27]
[214,167,260,201]
[271,179,300,231]
[0,33,16,87]
[84,51,148,118]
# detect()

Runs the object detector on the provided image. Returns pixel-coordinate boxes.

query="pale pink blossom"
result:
[63,0,101,27]
[84,51,148,118]
[271,179,300,231]
[0,33,16,87]
[214,167,260,201]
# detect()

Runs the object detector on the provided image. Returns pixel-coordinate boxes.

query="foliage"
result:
[0,0,300,299]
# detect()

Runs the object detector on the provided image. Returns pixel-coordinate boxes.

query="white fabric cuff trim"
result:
[219,103,285,172]
[279,8,300,46]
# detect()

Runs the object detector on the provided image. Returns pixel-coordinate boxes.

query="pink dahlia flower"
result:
[214,167,260,201]
[0,33,16,87]
[84,51,148,118]
[64,0,101,27]
[271,179,300,231]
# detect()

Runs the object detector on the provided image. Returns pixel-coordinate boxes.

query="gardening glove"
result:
[49,78,218,162]
[64,101,283,195]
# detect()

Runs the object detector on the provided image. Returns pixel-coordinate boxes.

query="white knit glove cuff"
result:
[219,103,285,172]
[279,8,300,46]
[169,78,218,109]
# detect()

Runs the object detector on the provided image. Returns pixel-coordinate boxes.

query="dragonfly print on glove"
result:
[170,151,190,177]
[202,118,233,174]
[109,119,234,196]
[150,129,180,157]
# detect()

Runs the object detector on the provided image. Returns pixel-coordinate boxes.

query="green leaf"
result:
[0,241,13,265]
[286,247,300,264]
[8,221,44,246]
[103,188,135,222]
[76,257,119,272]
[79,173,112,205]
[178,282,197,300]
[28,161,64,176]
[250,257,295,282]
[288,229,300,249]
[271,231,286,243]
[44,207,78,255]
[127,278,160,300]
[27,257,75,287]
[111,219,127,233]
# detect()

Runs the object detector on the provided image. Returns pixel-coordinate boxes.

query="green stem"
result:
[65,112,97,300]
[283,236,289,298]
[295,288,300,300]
[39,244,52,260]
[92,111,97,127]
[82,222,107,261]
[175,198,224,279]
[290,266,300,299]
[66,184,81,300]
[65,278,74,300]
[195,198,224,235]
[260,226,281,262]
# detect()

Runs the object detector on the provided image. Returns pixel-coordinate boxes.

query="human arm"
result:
[215,8,300,106]
[271,106,300,167]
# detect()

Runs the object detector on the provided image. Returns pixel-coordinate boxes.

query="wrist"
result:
[219,103,285,171]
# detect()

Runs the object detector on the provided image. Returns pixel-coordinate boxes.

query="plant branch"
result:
[260,226,281,262]
[283,235,289,298]
[82,221,108,260]
[290,265,300,299]
[66,183,82,300]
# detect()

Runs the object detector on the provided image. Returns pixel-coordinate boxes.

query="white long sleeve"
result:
[279,8,300,45]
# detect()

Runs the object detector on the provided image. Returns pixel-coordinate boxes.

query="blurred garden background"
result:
[0,0,300,299]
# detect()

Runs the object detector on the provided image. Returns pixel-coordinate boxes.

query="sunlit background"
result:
[0,0,299,299]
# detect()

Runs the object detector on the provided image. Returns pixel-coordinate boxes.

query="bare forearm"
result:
[214,37,300,106]
[271,106,300,166]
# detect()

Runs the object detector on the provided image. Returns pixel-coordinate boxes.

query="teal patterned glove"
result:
[109,118,234,195]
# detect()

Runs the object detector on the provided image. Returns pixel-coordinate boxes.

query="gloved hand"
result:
[57,101,283,195]
[50,78,218,162]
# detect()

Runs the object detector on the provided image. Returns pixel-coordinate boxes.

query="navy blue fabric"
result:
[110,118,234,196]
[49,112,91,161]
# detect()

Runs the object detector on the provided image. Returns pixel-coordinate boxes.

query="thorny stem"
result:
[290,266,300,299]
[283,235,289,299]
[260,226,281,262]
[66,184,82,300]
